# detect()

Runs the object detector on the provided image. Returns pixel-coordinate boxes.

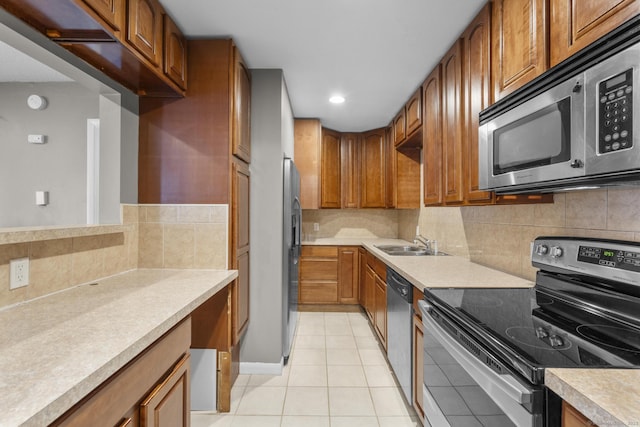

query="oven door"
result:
[479,74,585,193]
[418,300,544,427]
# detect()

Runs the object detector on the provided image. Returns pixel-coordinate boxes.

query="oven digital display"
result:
[578,245,640,271]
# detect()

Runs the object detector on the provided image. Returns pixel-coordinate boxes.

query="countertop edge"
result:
[20,269,238,427]
[545,369,630,426]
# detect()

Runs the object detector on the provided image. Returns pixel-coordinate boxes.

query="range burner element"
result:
[576,324,640,353]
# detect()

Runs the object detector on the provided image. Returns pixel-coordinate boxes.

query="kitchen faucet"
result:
[414,234,432,252]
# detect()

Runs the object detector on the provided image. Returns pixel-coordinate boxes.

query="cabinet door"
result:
[360,128,387,208]
[364,265,376,322]
[562,401,593,427]
[464,3,495,205]
[442,40,465,205]
[405,88,423,136]
[294,119,321,209]
[231,159,250,342]
[163,14,187,90]
[140,353,190,427]
[374,274,387,350]
[393,108,407,146]
[320,128,342,208]
[423,65,443,206]
[358,248,367,307]
[492,0,548,100]
[79,0,125,32]
[233,48,251,163]
[550,0,640,66]
[338,247,359,304]
[341,133,360,208]
[127,0,163,66]
[385,126,396,208]
[412,314,424,420]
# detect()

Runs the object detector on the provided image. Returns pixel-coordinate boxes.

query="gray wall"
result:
[0,84,138,227]
[241,69,294,368]
[0,82,97,227]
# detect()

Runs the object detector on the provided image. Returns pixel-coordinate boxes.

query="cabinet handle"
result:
[117,418,132,427]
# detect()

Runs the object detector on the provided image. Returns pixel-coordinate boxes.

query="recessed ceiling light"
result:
[329,95,345,104]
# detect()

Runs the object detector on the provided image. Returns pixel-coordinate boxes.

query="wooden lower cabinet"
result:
[364,265,376,322]
[299,245,360,305]
[412,287,425,419]
[300,246,339,304]
[374,273,387,350]
[338,247,359,304]
[562,401,594,426]
[52,318,191,427]
[140,353,190,427]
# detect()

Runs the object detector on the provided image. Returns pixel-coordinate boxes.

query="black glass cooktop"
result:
[423,276,640,383]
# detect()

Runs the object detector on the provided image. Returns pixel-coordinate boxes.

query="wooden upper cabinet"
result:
[393,108,407,146]
[360,128,387,208]
[385,126,396,208]
[294,119,321,209]
[442,39,465,205]
[233,48,251,163]
[320,128,342,208]
[127,0,163,66]
[423,65,443,206]
[492,0,548,100]
[463,3,494,204]
[550,0,640,66]
[163,14,187,90]
[78,0,125,32]
[405,88,423,136]
[341,133,360,209]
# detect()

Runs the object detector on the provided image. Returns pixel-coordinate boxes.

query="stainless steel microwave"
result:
[479,42,640,193]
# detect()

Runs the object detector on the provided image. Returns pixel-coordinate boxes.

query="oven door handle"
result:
[418,300,533,405]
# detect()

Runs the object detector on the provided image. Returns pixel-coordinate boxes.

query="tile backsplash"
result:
[302,209,399,240]
[399,188,640,281]
[0,205,138,308]
[138,205,228,269]
[0,204,229,309]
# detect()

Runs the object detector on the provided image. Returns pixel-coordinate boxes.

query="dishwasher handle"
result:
[386,268,413,303]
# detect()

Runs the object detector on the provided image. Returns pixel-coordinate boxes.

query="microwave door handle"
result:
[418,301,533,405]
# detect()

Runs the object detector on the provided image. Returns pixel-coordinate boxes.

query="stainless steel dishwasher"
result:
[386,267,412,404]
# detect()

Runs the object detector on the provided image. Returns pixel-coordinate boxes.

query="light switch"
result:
[28,134,46,144]
[35,191,49,206]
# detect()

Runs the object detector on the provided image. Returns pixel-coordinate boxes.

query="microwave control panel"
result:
[599,68,633,154]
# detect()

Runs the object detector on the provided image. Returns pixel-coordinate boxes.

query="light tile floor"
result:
[191,311,420,427]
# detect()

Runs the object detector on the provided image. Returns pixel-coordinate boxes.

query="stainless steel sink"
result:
[374,245,448,256]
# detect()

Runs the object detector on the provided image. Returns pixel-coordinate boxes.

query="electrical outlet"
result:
[10,258,29,289]
[313,222,320,232]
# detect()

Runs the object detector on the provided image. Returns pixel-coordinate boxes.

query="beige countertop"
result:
[0,268,237,427]
[304,237,535,290]
[546,368,640,426]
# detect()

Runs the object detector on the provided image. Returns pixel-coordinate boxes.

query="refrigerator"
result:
[283,158,301,362]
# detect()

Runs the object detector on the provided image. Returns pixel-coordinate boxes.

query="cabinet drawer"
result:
[302,246,338,257]
[52,318,191,426]
[300,282,339,304]
[300,259,338,281]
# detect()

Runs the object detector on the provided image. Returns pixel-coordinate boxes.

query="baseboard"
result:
[239,360,283,375]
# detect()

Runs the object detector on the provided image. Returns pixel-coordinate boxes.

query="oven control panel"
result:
[598,68,633,154]
[532,237,640,286]
[577,245,640,272]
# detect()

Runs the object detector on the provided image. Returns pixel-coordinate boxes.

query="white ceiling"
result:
[161,0,486,132]
[0,40,72,83]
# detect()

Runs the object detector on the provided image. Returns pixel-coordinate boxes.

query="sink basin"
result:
[374,245,448,256]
